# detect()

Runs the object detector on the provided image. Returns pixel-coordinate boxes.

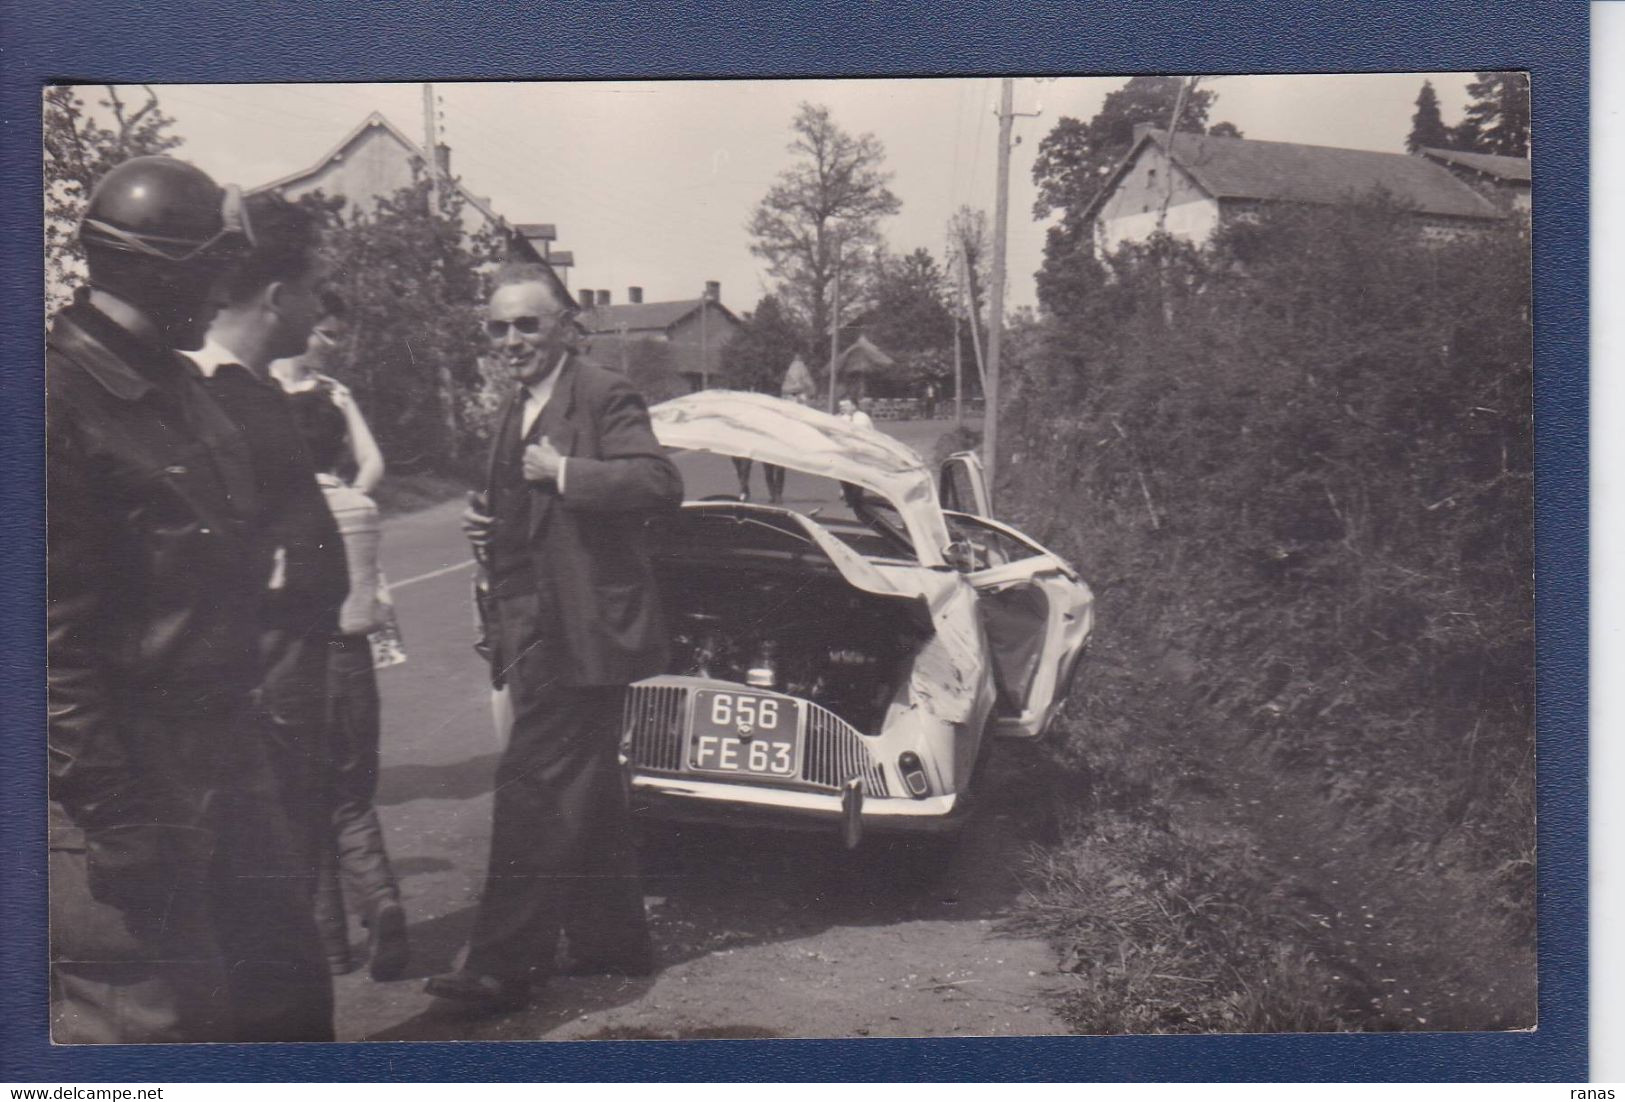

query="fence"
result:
[867,397,985,421]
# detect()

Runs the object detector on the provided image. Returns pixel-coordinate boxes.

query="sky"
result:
[88,73,1477,314]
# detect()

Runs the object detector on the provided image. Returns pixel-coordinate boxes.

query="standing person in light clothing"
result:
[838,396,874,431]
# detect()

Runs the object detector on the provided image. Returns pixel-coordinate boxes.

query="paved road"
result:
[332,417,1068,1040]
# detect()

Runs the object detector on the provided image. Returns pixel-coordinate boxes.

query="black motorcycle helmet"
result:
[79,156,254,349]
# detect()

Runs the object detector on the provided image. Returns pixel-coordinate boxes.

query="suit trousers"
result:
[464,590,649,982]
[50,705,333,1043]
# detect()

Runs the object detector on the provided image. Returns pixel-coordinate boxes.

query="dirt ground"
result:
[335,745,1074,1042]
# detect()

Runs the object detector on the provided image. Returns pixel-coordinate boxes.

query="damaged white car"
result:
[623,391,1094,850]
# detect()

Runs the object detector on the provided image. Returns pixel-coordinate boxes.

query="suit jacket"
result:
[484,356,683,686]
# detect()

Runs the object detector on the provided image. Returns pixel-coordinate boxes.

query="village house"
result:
[577,282,742,392]
[1085,127,1506,254]
[247,111,573,304]
[1418,146,1532,213]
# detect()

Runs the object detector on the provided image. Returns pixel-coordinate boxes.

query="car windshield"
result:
[668,450,919,563]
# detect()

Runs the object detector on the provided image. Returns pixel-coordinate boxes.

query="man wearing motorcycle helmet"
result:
[46,156,333,1042]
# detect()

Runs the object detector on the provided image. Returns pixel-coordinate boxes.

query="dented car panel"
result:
[621,391,1093,845]
[650,391,953,567]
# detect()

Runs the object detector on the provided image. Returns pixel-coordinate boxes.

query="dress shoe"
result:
[366,901,411,981]
[424,969,531,1013]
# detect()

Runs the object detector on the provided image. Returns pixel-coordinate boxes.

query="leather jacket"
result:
[46,302,264,836]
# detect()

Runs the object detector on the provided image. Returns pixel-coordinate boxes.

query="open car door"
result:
[939,455,1093,739]
[939,450,992,518]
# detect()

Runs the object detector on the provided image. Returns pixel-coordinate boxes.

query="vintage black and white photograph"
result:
[42,73,1534,1044]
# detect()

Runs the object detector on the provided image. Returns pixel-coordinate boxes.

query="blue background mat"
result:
[0,0,1587,1082]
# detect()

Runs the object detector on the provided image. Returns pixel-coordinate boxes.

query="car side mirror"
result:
[943,539,977,573]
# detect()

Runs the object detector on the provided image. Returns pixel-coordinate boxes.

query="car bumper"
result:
[629,773,962,839]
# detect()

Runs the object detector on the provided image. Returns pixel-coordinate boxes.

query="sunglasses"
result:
[485,309,576,341]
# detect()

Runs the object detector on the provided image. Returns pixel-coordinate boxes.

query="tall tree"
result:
[44,84,184,309]
[746,103,902,349]
[1406,80,1454,153]
[864,247,952,356]
[1453,71,1530,157]
[860,247,956,397]
[720,294,809,394]
[314,176,504,472]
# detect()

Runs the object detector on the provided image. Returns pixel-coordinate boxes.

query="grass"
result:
[1001,631,1362,1034]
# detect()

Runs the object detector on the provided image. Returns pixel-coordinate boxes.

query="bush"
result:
[312,177,503,477]
[1006,203,1535,1029]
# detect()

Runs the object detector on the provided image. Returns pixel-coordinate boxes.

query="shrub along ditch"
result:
[999,202,1534,1032]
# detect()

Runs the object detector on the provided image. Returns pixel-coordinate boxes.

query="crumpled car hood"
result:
[650,390,952,567]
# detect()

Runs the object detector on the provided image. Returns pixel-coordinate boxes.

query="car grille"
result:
[623,683,688,773]
[802,704,889,795]
[622,683,889,797]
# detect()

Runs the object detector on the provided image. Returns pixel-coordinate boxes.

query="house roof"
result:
[1419,147,1532,183]
[513,223,557,240]
[831,334,895,373]
[581,298,741,334]
[1086,129,1503,227]
[249,111,573,304]
[247,112,510,229]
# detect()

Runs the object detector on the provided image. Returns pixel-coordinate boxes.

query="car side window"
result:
[943,512,1041,571]
[941,461,978,514]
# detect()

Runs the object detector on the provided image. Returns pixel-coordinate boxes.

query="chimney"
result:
[434,142,451,178]
[628,286,643,304]
[597,289,612,307]
[578,289,596,310]
[703,280,720,303]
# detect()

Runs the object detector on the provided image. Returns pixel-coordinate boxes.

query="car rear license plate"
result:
[689,690,800,777]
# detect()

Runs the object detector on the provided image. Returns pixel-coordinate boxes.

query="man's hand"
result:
[463,491,495,551]
[523,437,564,484]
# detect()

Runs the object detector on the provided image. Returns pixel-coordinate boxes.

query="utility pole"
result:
[826,231,842,414]
[960,245,987,396]
[986,79,1042,512]
[986,80,1014,509]
[700,286,709,391]
[422,82,440,211]
[1155,76,1198,234]
[952,289,964,428]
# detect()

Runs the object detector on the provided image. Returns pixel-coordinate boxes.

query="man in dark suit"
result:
[427,263,683,1012]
